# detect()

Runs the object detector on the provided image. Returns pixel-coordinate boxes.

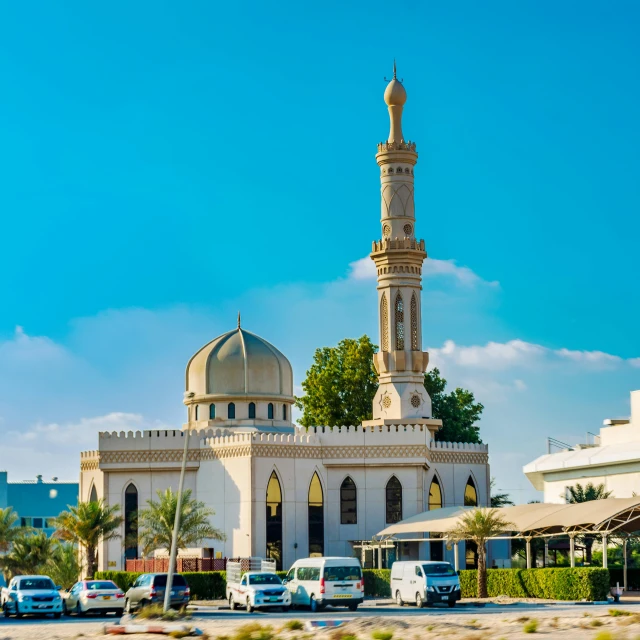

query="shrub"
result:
[608,609,633,617]
[523,619,538,633]
[135,603,189,621]
[372,632,393,640]
[363,569,391,597]
[459,568,609,601]
[233,624,274,640]
[95,571,142,593]
[593,633,614,640]
[284,620,304,631]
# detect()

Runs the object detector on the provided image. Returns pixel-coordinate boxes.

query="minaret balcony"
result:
[371,238,426,254]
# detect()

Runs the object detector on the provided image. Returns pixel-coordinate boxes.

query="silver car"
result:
[124,573,190,612]
[2,575,63,619]
[63,580,125,616]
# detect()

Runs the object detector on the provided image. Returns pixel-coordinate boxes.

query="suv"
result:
[124,574,190,612]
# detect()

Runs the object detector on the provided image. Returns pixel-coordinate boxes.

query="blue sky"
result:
[0,1,638,502]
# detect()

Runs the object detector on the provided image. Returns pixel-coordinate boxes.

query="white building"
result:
[80,69,493,572]
[525,390,640,503]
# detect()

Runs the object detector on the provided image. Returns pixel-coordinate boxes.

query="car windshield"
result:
[19,579,55,590]
[248,574,282,585]
[153,575,187,587]
[86,581,118,590]
[324,566,362,581]
[422,563,456,577]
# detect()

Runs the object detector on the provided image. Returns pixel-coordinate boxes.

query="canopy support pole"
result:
[378,544,382,569]
[624,538,628,591]
[454,542,459,572]
[602,534,608,569]
[544,539,549,567]
[526,538,532,569]
[569,533,575,568]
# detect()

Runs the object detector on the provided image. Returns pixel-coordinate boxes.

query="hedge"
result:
[459,568,610,601]
[363,569,391,597]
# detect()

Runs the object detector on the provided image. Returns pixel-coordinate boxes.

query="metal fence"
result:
[125,557,230,572]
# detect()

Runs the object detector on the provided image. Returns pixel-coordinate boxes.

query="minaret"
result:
[364,66,442,437]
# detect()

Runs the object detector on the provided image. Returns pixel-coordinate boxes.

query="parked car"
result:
[390,561,461,608]
[226,560,291,613]
[283,557,364,612]
[1,575,63,618]
[124,573,190,612]
[63,580,125,616]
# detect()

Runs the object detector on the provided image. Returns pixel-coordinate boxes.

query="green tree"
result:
[425,368,483,443]
[54,500,123,579]
[295,335,378,427]
[566,482,613,565]
[490,478,515,508]
[0,507,29,554]
[446,508,514,598]
[1,532,57,578]
[46,543,81,590]
[295,336,483,442]
[137,488,225,560]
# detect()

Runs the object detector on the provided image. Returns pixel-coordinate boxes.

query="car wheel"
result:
[116,609,124,617]
[416,593,424,608]
[53,612,62,619]
[228,594,237,611]
[309,595,318,613]
[14,603,22,619]
[281,606,290,613]
[3,604,10,618]
[246,597,254,613]
[124,599,132,614]
[62,601,69,616]
[76,601,85,617]
[348,603,358,611]
[448,600,456,608]
[395,590,404,607]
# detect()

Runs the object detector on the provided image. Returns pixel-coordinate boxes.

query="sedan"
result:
[63,580,125,616]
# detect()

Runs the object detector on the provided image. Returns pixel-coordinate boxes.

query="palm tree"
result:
[138,488,225,562]
[446,508,514,598]
[566,482,613,565]
[1,532,57,578]
[54,500,123,578]
[46,542,81,590]
[0,507,29,554]
[490,478,515,508]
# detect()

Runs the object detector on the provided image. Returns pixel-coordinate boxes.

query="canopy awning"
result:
[376,497,640,540]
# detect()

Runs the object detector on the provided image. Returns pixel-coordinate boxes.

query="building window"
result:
[464,476,478,506]
[429,476,443,510]
[20,517,32,527]
[266,471,283,570]
[308,472,324,557]
[395,293,404,350]
[385,476,403,524]
[282,404,287,421]
[340,476,357,525]
[89,485,98,503]
[124,483,138,560]
[410,292,418,350]
[381,293,389,352]
[45,517,56,529]
[33,518,43,529]
[268,403,274,420]
[194,405,199,421]
[228,402,235,419]
[209,404,216,419]
[248,402,256,419]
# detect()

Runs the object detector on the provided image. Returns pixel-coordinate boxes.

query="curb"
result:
[104,623,203,635]
[305,620,345,630]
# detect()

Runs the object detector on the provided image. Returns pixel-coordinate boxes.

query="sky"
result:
[0,1,638,503]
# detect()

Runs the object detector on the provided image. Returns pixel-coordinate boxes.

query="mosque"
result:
[80,70,495,572]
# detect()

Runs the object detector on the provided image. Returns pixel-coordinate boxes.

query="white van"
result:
[390,561,461,608]
[283,557,364,612]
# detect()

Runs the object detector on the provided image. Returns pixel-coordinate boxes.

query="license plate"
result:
[103,596,111,600]
[269,597,279,602]
[333,594,352,598]
[36,605,49,609]
[442,596,448,601]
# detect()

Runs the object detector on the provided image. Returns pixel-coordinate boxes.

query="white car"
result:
[227,571,291,613]
[2,575,63,618]
[63,580,125,616]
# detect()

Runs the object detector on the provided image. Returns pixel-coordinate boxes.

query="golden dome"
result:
[384,78,407,107]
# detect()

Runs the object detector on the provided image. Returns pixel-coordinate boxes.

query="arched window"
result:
[266,471,283,570]
[395,293,404,350]
[429,476,443,510]
[410,293,418,350]
[268,403,274,420]
[464,476,478,506]
[248,402,256,419]
[194,405,199,421]
[385,476,403,524]
[209,404,216,420]
[308,473,324,557]
[124,484,138,560]
[282,404,287,421]
[228,402,235,419]
[381,293,389,352]
[340,476,357,525]
[89,485,98,503]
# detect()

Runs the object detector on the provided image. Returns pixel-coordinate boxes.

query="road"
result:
[1,602,639,639]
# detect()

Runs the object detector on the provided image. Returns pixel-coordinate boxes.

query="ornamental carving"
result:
[429,451,489,465]
[410,394,421,408]
[382,395,392,408]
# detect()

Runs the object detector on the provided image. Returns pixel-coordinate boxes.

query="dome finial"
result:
[237,311,241,328]
[383,62,407,143]
[393,58,397,79]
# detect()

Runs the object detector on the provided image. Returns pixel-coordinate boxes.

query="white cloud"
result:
[348,255,499,288]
